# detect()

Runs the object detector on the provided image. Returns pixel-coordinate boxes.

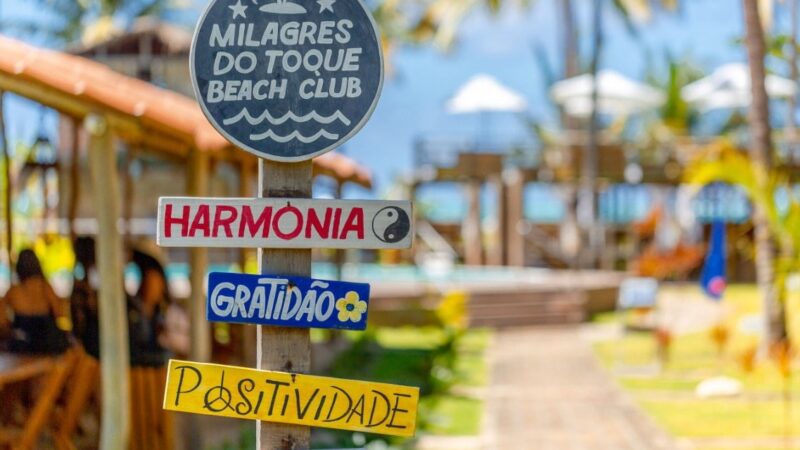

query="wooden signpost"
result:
[163,360,420,437]
[207,272,371,331]
[168,0,413,448]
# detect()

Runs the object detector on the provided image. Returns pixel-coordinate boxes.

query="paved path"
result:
[481,326,681,450]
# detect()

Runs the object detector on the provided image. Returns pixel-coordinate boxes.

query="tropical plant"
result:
[18,0,188,45]
[686,142,789,345]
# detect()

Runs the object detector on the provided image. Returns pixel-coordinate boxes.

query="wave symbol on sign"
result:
[223,108,351,126]
[250,129,340,143]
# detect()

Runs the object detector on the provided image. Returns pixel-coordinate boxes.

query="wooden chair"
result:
[53,349,99,450]
[0,347,81,450]
[128,366,173,450]
[54,359,173,450]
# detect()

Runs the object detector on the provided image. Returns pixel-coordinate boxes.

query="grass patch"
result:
[419,395,483,436]
[640,399,797,437]
[593,284,800,444]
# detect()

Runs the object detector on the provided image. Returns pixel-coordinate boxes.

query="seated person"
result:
[129,245,173,367]
[70,237,100,358]
[2,249,70,354]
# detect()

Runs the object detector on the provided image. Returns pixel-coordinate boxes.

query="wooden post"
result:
[463,179,482,266]
[187,149,212,363]
[257,159,312,450]
[0,91,12,268]
[122,147,136,247]
[67,118,81,241]
[486,175,506,266]
[185,149,211,450]
[86,114,130,450]
[504,169,525,267]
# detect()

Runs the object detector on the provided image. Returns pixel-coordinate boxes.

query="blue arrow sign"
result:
[207,272,370,330]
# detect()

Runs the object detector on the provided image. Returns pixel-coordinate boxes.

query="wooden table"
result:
[0,349,79,450]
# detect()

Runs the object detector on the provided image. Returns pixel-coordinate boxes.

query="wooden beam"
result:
[0,74,139,136]
[258,159,312,450]
[0,73,195,159]
[86,114,130,450]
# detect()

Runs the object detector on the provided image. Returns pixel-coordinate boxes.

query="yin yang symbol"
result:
[372,207,411,244]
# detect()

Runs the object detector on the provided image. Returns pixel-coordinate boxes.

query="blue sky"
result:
[0,0,783,205]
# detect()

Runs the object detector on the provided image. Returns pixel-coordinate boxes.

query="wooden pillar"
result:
[185,149,211,450]
[462,179,482,266]
[67,118,81,241]
[0,91,12,268]
[504,169,525,267]
[486,175,506,266]
[258,159,312,450]
[122,147,136,247]
[86,114,130,450]
[562,184,582,269]
[187,150,211,363]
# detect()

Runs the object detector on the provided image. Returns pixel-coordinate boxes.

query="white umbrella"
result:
[682,63,797,112]
[550,70,666,118]
[446,74,528,114]
[445,74,528,148]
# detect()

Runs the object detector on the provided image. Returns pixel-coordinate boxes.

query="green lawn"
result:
[593,284,800,445]
[642,399,797,437]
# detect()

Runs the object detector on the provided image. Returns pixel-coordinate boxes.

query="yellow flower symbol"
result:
[336,291,367,323]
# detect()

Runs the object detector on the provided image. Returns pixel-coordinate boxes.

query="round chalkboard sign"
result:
[191,0,384,162]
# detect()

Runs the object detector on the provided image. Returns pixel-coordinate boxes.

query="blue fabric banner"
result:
[700,220,727,300]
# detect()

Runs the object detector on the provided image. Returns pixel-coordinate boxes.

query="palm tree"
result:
[787,0,799,137]
[742,0,787,347]
[688,145,793,348]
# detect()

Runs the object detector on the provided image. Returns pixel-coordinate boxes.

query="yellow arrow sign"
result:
[162,360,419,437]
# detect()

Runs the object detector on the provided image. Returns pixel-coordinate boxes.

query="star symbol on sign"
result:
[317,0,336,13]
[229,0,248,19]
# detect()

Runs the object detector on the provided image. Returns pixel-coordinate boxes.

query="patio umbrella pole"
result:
[257,158,312,449]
